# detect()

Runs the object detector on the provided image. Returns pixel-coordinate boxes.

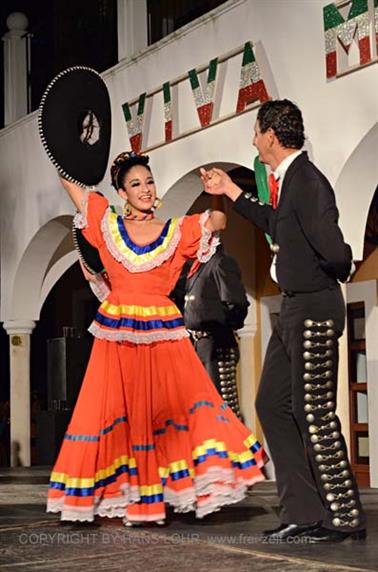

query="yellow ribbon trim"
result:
[243,434,260,450]
[107,213,180,267]
[100,301,180,318]
[192,436,260,464]
[192,438,227,461]
[51,454,137,488]
[139,484,163,496]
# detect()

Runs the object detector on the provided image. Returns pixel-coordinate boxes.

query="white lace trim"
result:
[198,210,220,263]
[88,322,189,344]
[195,467,235,491]
[47,485,140,522]
[73,189,90,229]
[101,209,184,273]
[89,274,111,302]
[123,513,166,523]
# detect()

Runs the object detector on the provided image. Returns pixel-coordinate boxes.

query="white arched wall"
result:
[39,250,79,310]
[8,216,75,322]
[336,123,378,260]
[158,160,241,218]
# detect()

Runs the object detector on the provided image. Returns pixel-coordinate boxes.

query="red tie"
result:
[268,173,279,209]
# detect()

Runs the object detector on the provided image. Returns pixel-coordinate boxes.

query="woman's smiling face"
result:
[118,165,156,212]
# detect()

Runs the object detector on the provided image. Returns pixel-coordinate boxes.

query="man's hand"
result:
[200,167,242,202]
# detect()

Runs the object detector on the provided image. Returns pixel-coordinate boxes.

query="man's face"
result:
[253,120,273,165]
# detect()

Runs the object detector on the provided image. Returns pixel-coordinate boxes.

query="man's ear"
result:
[267,127,276,145]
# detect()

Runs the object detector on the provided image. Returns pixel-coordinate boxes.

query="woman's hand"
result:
[200,167,242,202]
[79,260,97,282]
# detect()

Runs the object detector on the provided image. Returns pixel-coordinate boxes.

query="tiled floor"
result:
[0,468,376,572]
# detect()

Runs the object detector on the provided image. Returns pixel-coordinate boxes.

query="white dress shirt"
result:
[270,150,303,283]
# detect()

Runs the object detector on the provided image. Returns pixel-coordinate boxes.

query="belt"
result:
[187,329,211,341]
[281,286,337,297]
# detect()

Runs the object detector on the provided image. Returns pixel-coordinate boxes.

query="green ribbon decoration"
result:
[253,156,272,244]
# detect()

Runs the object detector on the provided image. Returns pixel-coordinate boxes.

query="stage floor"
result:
[0,467,377,572]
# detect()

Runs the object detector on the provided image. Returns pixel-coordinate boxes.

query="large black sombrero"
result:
[38,66,111,187]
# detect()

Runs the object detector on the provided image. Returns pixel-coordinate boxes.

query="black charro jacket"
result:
[233,152,352,293]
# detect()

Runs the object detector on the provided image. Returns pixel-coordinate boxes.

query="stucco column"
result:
[117,0,147,61]
[2,12,29,125]
[238,324,258,432]
[238,295,259,433]
[337,284,351,454]
[3,320,36,467]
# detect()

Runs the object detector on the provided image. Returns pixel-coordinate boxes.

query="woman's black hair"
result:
[110,151,151,190]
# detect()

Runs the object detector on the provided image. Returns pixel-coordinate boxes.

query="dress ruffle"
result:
[198,210,220,263]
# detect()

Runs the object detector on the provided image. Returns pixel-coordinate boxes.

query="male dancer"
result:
[200,99,366,542]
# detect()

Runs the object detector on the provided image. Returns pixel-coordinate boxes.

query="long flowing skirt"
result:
[47,337,266,522]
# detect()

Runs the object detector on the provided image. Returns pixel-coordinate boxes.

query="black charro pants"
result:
[191,334,241,417]
[256,286,366,532]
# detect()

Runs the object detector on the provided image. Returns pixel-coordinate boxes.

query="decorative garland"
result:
[236,42,269,113]
[122,93,147,153]
[188,58,218,127]
[163,82,173,142]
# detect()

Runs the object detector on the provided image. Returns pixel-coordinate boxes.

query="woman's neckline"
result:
[122,218,170,247]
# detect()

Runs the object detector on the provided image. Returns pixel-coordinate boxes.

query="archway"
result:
[335,123,378,260]
[9,216,74,322]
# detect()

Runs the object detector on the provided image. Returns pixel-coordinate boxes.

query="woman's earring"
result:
[151,197,162,212]
[123,201,132,217]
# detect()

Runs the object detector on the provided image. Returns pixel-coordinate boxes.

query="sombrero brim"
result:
[38,66,111,187]
[72,224,104,275]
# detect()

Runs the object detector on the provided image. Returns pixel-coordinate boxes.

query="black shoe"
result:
[305,526,367,543]
[263,521,321,540]
[263,523,288,536]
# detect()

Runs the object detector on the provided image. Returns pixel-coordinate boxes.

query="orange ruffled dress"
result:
[47,191,266,522]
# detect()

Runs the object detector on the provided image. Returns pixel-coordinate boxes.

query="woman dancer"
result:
[47,151,266,525]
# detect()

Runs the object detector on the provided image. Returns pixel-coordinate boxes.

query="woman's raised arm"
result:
[59,175,86,211]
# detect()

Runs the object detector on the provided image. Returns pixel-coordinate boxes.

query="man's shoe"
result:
[263,521,321,540]
[305,526,367,543]
[263,523,289,536]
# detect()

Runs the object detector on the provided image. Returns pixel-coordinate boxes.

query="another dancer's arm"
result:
[201,167,273,234]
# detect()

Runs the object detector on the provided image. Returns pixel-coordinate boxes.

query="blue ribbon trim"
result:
[139,493,164,504]
[194,447,229,466]
[153,419,189,436]
[132,444,155,452]
[232,458,257,470]
[170,468,190,481]
[94,313,185,331]
[189,400,214,414]
[49,462,138,496]
[64,416,128,443]
[249,442,261,454]
[216,415,230,424]
[117,217,171,254]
